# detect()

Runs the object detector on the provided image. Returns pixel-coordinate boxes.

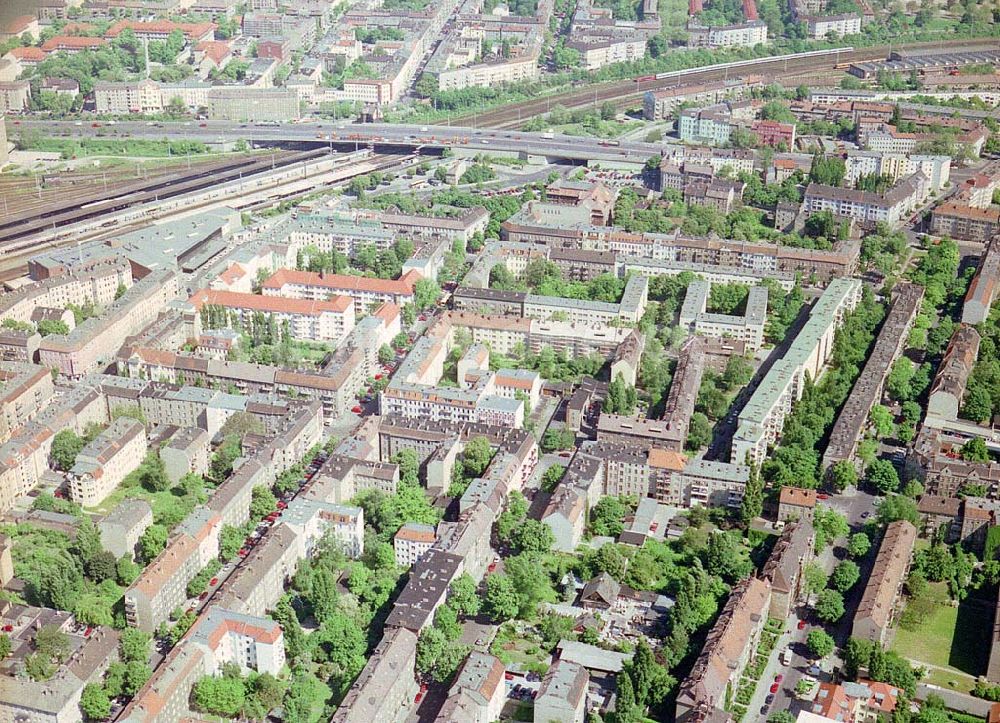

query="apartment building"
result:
[931,202,1000,243]
[39,270,178,379]
[40,36,108,54]
[569,34,646,71]
[851,520,916,644]
[678,103,738,145]
[778,486,817,522]
[822,283,923,469]
[0,363,54,444]
[331,627,419,723]
[105,19,216,43]
[804,12,861,38]
[124,509,222,631]
[534,659,589,723]
[802,173,928,228]
[99,499,153,561]
[643,76,761,120]
[676,577,772,722]
[750,119,796,148]
[207,87,300,122]
[394,522,437,567]
[436,52,541,91]
[69,417,147,507]
[927,324,980,421]
[0,605,119,723]
[679,280,768,351]
[438,652,507,723]
[0,81,29,113]
[159,426,210,484]
[214,524,301,618]
[844,151,951,191]
[732,278,862,465]
[762,521,814,619]
[263,268,419,315]
[190,288,356,343]
[666,457,749,508]
[963,236,1000,325]
[281,497,365,559]
[659,337,706,453]
[94,79,163,114]
[188,606,286,675]
[501,213,859,282]
[119,643,209,723]
[688,19,768,48]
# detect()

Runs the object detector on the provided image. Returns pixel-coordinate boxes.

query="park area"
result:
[891,583,989,693]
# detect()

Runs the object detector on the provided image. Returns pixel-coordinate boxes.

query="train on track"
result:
[633,47,855,82]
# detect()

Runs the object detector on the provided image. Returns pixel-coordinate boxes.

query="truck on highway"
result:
[541,129,554,139]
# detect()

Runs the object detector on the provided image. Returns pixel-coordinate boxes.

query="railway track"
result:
[0,152,411,279]
[0,149,324,246]
[455,38,997,129]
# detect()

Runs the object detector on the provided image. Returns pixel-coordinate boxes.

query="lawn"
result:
[891,582,989,690]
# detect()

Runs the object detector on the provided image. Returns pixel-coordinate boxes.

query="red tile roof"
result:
[41,36,107,51]
[263,268,421,295]
[189,288,353,315]
[106,19,216,41]
[8,46,46,62]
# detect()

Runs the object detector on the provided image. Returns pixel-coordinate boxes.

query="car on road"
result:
[769,683,779,694]
[209,577,218,586]
[774,674,783,683]
[797,619,806,630]
[761,705,770,715]
[817,493,829,500]
[765,695,775,705]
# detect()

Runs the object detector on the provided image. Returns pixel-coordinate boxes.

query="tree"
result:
[80,683,111,721]
[624,638,674,709]
[740,466,763,525]
[51,429,84,471]
[869,405,896,440]
[809,153,846,186]
[249,485,277,522]
[769,712,796,723]
[138,453,170,492]
[803,562,828,597]
[831,560,860,592]
[848,532,871,558]
[37,319,69,336]
[813,507,849,550]
[963,385,993,423]
[590,496,628,537]
[704,530,752,583]
[413,278,441,309]
[219,525,243,561]
[961,437,990,462]
[807,629,835,658]
[120,629,151,663]
[878,494,919,526]
[829,460,858,492]
[483,574,519,622]
[0,634,10,659]
[510,518,554,555]
[138,524,168,563]
[449,574,481,617]
[686,412,713,451]
[867,459,900,495]
[123,660,151,695]
[192,673,246,717]
[815,589,845,623]
[886,357,915,401]
[462,436,493,477]
[617,672,637,721]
